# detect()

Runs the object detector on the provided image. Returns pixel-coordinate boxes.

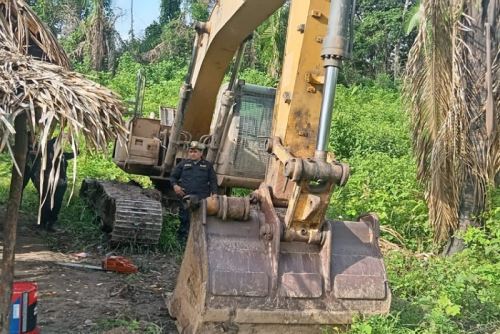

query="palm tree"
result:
[251,4,289,79]
[405,0,499,255]
[0,1,127,331]
[87,0,119,71]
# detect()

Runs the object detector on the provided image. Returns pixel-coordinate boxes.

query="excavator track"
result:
[80,179,163,244]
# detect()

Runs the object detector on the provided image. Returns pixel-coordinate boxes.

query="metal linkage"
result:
[284,157,349,186]
[206,195,251,221]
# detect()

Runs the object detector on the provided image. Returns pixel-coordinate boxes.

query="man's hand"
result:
[173,184,185,197]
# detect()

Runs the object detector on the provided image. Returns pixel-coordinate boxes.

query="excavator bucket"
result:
[168,193,391,333]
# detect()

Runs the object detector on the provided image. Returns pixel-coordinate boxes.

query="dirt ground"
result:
[0,207,180,334]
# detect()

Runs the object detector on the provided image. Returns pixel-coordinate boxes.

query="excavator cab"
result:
[211,81,276,189]
[112,80,275,187]
[85,78,276,245]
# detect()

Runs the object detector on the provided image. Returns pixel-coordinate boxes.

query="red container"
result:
[10,282,40,334]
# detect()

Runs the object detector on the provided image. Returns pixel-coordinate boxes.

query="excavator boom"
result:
[181,0,285,140]
[168,0,391,332]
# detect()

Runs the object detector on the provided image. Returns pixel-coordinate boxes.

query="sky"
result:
[113,0,161,39]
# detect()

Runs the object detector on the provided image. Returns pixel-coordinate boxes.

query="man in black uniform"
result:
[169,141,218,240]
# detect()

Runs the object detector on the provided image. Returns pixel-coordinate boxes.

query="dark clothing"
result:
[39,183,67,228]
[23,138,75,229]
[169,159,218,199]
[169,158,217,241]
[177,207,191,242]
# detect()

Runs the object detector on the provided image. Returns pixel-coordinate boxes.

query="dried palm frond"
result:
[0,0,70,68]
[404,0,454,182]
[141,41,167,63]
[0,44,127,209]
[404,0,499,244]
[379,239,403,253]
[454,0,500,231]
[492,46,500,181]
[379,225,406,253]
[404,0,457,242]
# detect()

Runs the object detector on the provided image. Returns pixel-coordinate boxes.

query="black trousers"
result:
[39,183,67,227]
[24,172,67,227]
[178,206,190,242]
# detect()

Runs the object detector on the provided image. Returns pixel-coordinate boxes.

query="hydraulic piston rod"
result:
[316,0,355,159]
[316,66,339,156]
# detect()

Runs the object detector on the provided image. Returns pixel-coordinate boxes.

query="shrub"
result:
[331,85,411,160]
[328,152,430,250]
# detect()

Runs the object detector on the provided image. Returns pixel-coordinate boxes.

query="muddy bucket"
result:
[168,197,391,333]
[10,282,40,334]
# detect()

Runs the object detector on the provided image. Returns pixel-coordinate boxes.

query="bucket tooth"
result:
[168,201,391,333]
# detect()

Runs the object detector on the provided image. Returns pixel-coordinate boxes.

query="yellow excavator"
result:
[82,0,391,331]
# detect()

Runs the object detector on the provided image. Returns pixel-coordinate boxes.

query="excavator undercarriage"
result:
[80,179,163,244]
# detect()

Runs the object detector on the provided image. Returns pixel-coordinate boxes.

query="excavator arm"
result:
[167,0,391,332]
[162,0,285,172]
[264,0,350,243]
[183,0,285,139]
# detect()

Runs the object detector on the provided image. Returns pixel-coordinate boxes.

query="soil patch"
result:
[0,207,180,333]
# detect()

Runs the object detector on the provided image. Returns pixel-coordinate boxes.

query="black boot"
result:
[45,220,58,233]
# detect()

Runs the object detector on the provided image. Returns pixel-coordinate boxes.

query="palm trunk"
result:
[392,0,412,79]
[443,174,479,255]
[444,0,498,255]
[0,113,27,333]
[89,0,106,71]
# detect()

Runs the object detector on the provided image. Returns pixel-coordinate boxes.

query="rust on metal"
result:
[206,195,251,221]
[168,196,391,332]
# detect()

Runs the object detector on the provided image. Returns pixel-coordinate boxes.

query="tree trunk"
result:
[392,0,412,80]
[444,0,498,255]
[443,174,479,255]
[89,0,106,71]
[0,113,27,333]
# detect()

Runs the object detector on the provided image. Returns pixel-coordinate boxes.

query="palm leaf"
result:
[0,45,127,204]
[0,1,127,218]
[405,1,423,35]
[0,0,70,68]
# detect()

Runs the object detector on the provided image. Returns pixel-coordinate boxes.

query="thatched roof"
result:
[0,0,70,68]
[0,0,127,206]
[0,45,128,153]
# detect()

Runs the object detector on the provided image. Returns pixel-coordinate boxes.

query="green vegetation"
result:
[348,198,500,333]
[2,76,497,333]
[328,86,430,251]
[95,317,164,333]
[325,84,499,333]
